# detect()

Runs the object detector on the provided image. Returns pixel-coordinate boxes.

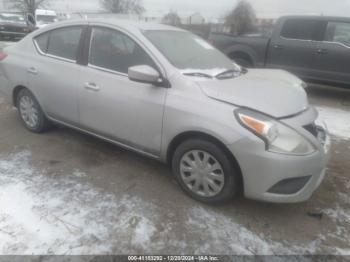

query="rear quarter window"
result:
[46,26,83,61]
[34,33,49,53]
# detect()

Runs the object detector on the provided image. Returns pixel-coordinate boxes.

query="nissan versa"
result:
[0,19,331,204]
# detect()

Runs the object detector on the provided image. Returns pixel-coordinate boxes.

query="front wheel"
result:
[16,88,51,133]
[172,139,240,204]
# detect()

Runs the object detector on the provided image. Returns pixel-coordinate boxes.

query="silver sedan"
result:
[0,19,331,204]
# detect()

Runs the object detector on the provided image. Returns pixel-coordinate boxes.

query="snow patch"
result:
[187,206,350,255]
[72,169,86,178]
[186,207,279,255]
[316,106,350,140]
[0,151,158,254]
[0,151,349,255]
[131,217,156,248]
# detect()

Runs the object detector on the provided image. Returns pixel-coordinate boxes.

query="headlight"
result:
[235,108,316,155]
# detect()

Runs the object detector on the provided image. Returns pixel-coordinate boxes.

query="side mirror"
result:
[27,13,36,27]
[128,65,161,85]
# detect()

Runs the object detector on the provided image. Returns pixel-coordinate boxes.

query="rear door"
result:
[266,19,321,78]
[312,21,350,85]
[30,24,86,125]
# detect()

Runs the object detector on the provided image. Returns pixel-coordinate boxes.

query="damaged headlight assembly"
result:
[235,108,316,156]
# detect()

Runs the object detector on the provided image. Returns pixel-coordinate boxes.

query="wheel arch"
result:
[12,85,45,110]
[224,45,258,67]
[229,51,254,66]
[12,85,27,107]
[166,131,244,193]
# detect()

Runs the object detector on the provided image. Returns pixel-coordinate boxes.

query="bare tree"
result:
[100,0,145,15]
[225,0,257,35]
[162,11,182,26]
[10,0,48,16]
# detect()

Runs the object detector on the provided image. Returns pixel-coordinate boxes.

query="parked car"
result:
[35,9,58,29]
[0,12,36,41]
[209,16,350,87]
[0,20,331,204]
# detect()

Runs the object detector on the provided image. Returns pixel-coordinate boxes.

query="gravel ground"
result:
[0,82,349,255]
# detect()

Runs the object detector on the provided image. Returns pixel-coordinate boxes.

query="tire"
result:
[16,88,51,133]
[232,57,253,68]
[172,139,240,204]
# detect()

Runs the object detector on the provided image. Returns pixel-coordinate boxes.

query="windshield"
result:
[0,13,26,24]
[144,30,241,77]
[36,15,56,24]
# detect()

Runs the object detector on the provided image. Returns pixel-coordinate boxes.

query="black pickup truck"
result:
[209,16,350,87]
[0,12,36,41]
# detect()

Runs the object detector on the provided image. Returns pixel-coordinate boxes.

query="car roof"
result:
[279,15,350,23]
[46,18,185,32]
[92,18,184,31]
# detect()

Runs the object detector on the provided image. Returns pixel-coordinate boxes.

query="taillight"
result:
[0,52,7,61]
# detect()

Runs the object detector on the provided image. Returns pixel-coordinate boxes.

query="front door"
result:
[78,26,167,157]
[266,19,321,79]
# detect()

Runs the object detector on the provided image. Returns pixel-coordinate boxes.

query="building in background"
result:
[0,0,15,11]
[184,12,205,25]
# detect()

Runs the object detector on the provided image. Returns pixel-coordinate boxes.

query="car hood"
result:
[197,69,308,118]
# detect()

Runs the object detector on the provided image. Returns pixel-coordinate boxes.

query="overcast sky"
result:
[144,0,350,18]
[69,0,350,19]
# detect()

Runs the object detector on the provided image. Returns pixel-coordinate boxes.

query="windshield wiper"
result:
[215,69,243,79]
[183,72,213,79]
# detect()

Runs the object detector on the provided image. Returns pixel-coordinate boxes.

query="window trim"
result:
[33,32,49,54]
[279,19,324,42]
[33,25,86,64]
[86,25,166,80]
[280,35,315,43]
[278,19,350,49]
[322,21,350,49]
[33,37,48,55]
[322,40,350,49]
[88,63,129,77]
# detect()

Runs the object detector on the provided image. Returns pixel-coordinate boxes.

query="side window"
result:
[89,27,157,73]
[47,26,83,61]
[281,19,319,40]
[325,22,350,47]
[34,33,49,53]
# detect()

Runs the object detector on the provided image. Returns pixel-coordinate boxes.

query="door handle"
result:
[84,82,100,91]
[316,48,328,55]
[27,67,38,75]
[273,44,284,50]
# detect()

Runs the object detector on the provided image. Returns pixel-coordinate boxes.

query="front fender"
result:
[160,91,245,162]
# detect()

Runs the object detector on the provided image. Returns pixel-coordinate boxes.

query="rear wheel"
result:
[16,88,51,133]
[172,139,240,204]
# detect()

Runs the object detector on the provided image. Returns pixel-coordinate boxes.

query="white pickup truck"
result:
[35,9,58,29]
